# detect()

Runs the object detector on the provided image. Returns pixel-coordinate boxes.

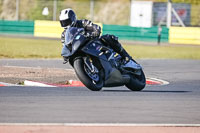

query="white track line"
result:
[0,123,199,127]
[24,80,56,87]
[2,66,74,71]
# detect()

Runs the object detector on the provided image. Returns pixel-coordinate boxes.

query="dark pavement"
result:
[0,59,200,124]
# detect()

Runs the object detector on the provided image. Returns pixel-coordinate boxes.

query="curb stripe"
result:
[1,78,169,87]
[0,123,199,133]
[0,82,19,86]
[147,77,169,85]
[24,80,56,87]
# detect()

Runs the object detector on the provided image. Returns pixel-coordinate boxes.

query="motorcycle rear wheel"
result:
[73,57,103,91]
[125,69,146,91]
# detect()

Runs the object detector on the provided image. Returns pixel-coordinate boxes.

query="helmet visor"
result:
[60,18,72,27]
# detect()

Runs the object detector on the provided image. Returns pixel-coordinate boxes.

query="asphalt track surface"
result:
[0,59,200,124]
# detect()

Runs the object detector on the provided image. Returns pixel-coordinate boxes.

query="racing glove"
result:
[91,30,100,37]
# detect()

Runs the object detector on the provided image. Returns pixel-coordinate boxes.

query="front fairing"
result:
[81,40,107,60]
[61,44,71,57]
[61,27,85,57]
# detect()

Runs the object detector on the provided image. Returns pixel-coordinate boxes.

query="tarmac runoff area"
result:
[0,59,200,132]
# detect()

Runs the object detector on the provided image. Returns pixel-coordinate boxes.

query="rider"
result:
[59,8,132,63]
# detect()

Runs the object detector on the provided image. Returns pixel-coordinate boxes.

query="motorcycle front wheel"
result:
[73,57,103,91]
[125,69,146,91]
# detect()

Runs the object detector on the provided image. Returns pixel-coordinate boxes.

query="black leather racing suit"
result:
[61,19,101,43]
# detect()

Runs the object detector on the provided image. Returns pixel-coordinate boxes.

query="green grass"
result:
[124,44,200,59]
[0,36,200,59]
[0,36,62,58]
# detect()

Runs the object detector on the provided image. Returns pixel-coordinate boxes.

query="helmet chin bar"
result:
[64,20,77,29]
[64,25,70,29]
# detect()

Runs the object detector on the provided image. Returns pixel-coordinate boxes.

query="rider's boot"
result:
[119,48,132,63]
[100,34,132,64]
[109,35,133,63]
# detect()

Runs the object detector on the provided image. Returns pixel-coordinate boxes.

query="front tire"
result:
[73,57,103,91]
[125,69,146,91]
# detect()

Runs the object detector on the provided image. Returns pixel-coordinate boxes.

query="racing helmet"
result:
[59,8,76,28]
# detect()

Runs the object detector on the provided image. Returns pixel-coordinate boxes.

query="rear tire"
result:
[73,57,103,91]
[125,69,146,91]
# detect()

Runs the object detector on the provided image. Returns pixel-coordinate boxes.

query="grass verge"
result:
[0,36,62,58]
[0,36,200,59]
[124,44,200,59]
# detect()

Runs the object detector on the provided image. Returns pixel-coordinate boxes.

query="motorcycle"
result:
[61,27,146,91]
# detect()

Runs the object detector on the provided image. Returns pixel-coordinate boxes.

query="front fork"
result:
[83,56,99,74]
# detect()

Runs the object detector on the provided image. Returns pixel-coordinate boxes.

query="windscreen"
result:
[65,27,79,45]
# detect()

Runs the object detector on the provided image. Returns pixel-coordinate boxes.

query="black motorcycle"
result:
[61,27,146,91]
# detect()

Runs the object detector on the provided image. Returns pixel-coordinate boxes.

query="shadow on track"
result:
[142,90,191,93]
[103,90,191,93]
